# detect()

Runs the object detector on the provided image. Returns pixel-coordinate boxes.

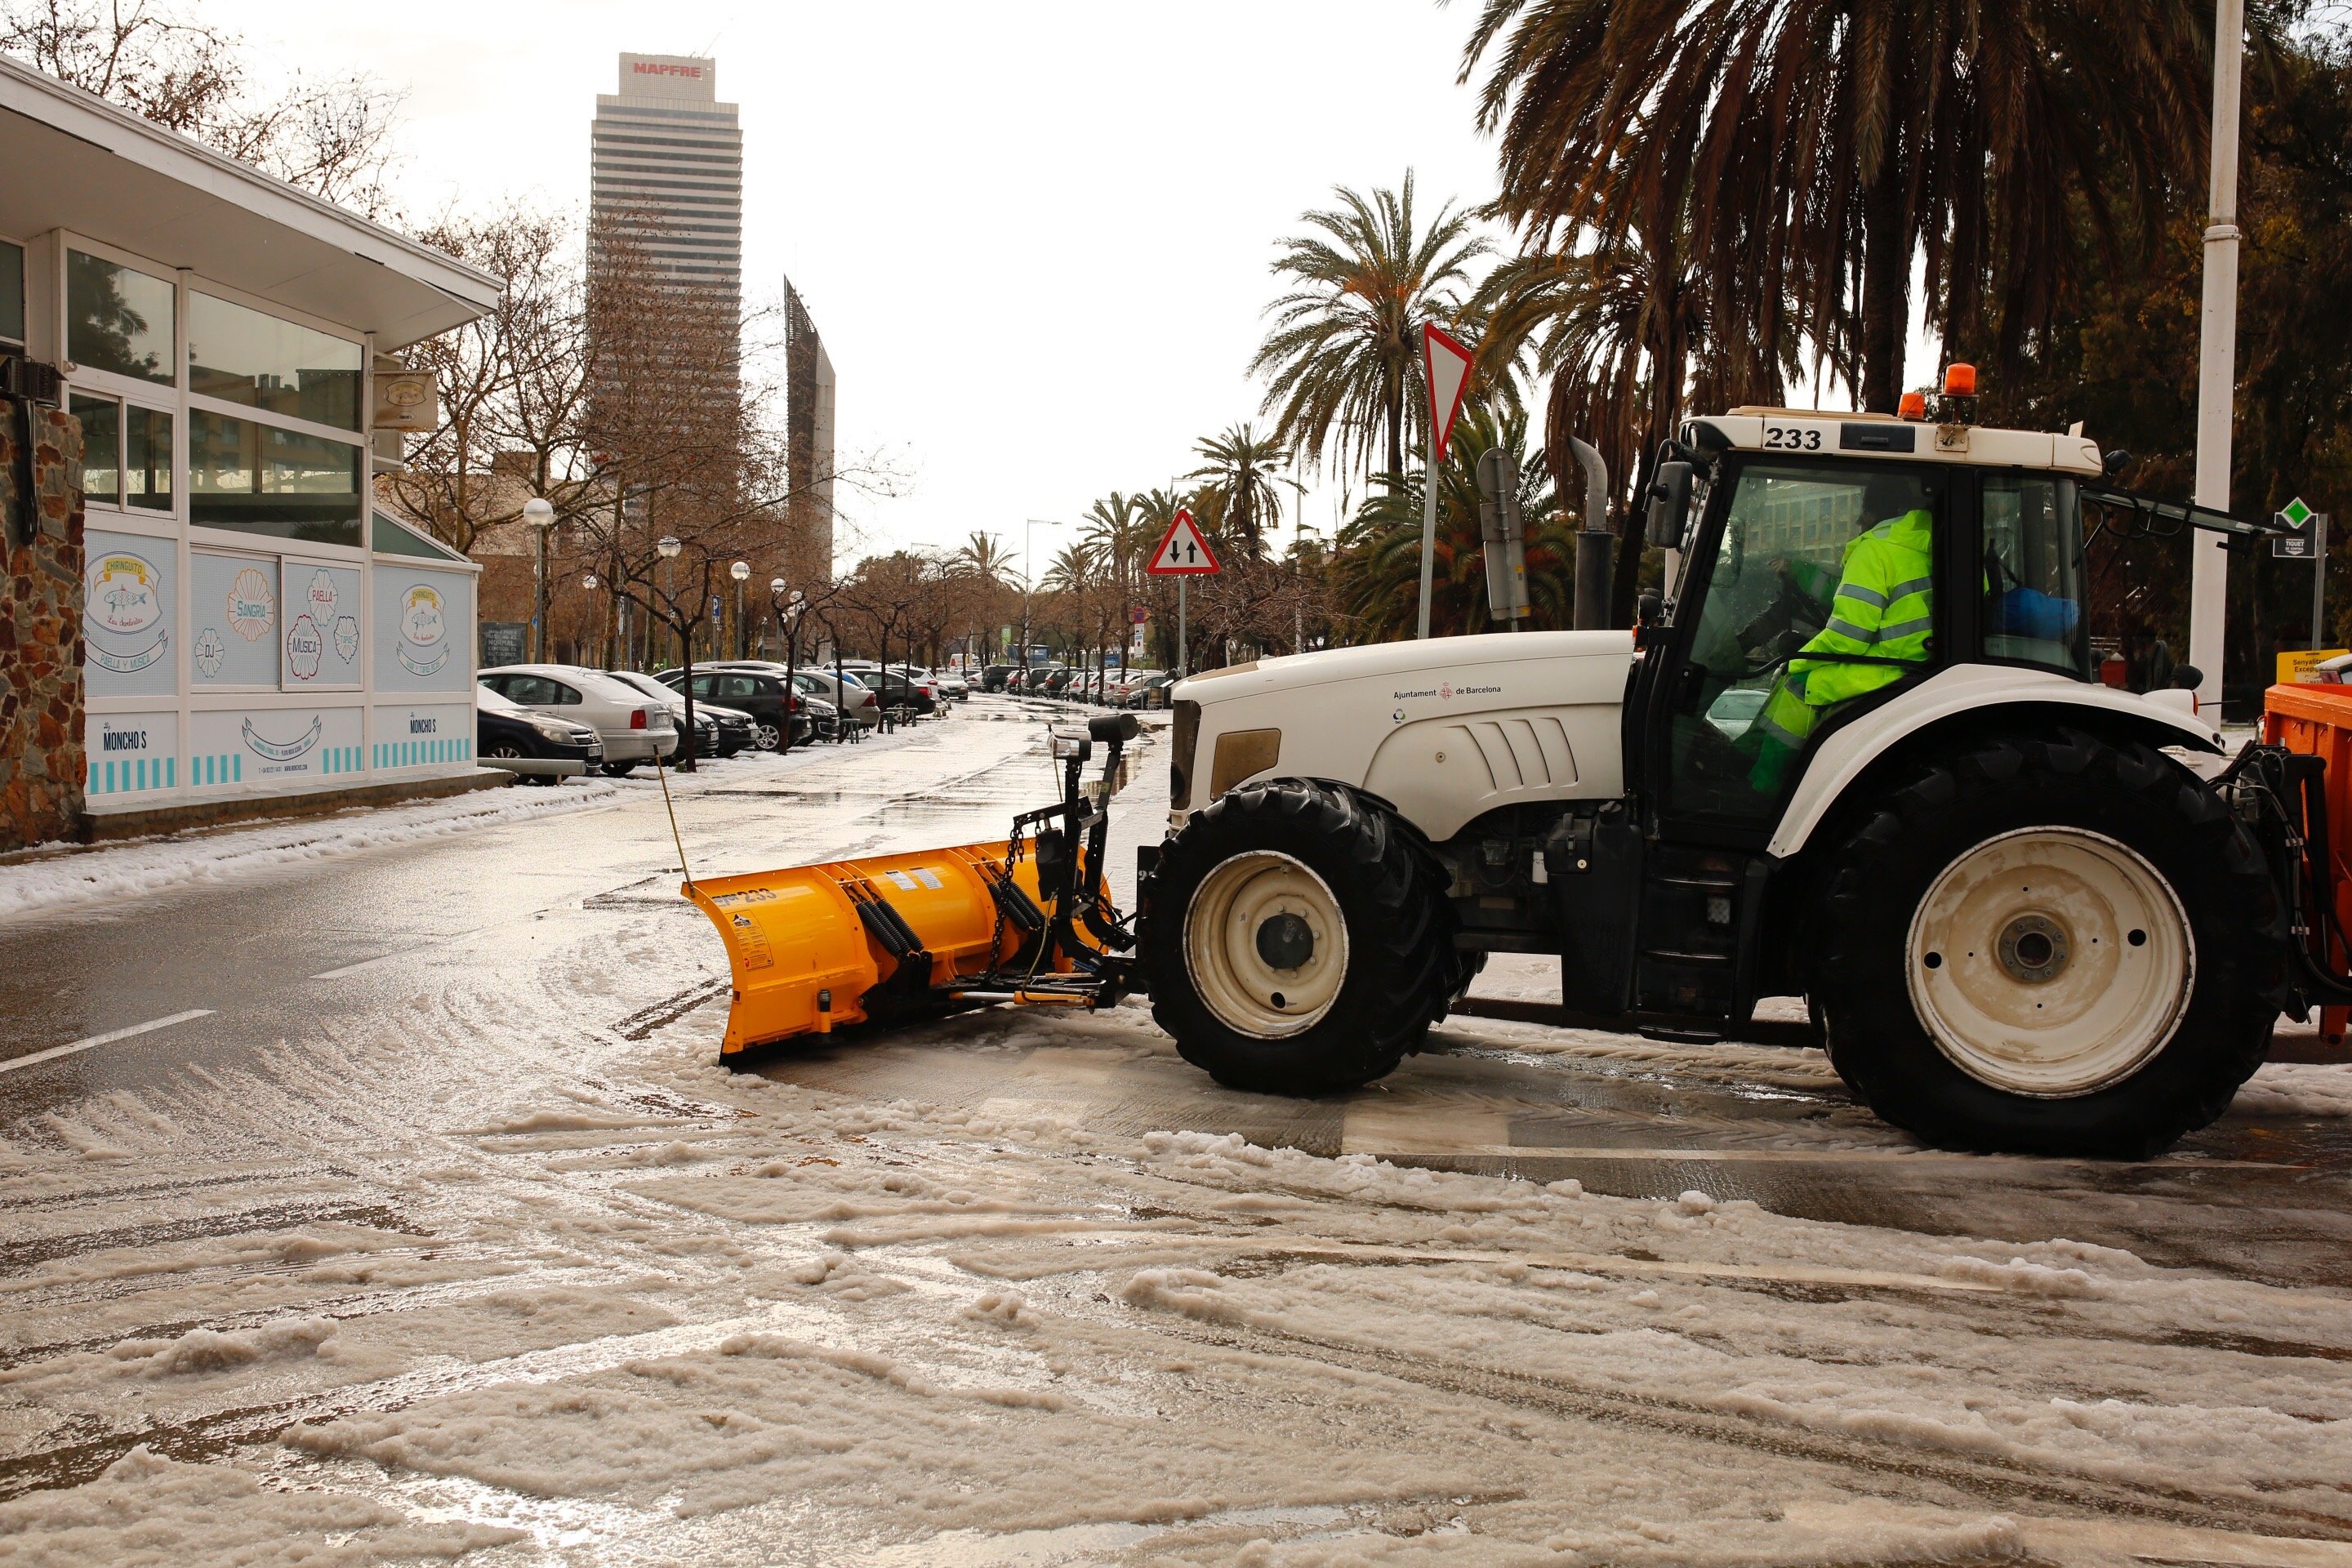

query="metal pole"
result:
[532,526,548,662]
[1178,579,1188,676]
[2188,0,2245,709]
[2315,514,2331,648]
[1415,422,1439,639]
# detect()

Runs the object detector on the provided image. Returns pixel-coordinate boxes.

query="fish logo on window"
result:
[86,551,167,674]
[397,584,448,676]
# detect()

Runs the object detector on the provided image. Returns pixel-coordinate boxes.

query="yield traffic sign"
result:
[1423,323,1474,465]
[1147,508,1220,576]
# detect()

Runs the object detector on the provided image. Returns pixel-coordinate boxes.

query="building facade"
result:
[0,57,498,835]
[590,55,742,310]
[784,280,835,582]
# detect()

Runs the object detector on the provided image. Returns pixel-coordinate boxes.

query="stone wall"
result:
[0,403,85,850]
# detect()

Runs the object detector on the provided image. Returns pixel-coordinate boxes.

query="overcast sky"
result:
[208,1,1875,576]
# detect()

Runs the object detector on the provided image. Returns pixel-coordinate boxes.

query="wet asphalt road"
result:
[3,696,2350,1296]
[2,696,2351,1567]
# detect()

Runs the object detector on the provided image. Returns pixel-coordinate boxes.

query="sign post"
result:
[1418,323,1475,639]
[2274,499,2332,645]
[1147,507,1220,677]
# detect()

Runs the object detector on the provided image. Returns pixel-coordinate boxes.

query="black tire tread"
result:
[1815,727,2286,1156]
[1143,779,1454,1095]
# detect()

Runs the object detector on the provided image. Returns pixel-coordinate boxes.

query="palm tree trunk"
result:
[1386,372,1404,480]
[1859,157,1910,414]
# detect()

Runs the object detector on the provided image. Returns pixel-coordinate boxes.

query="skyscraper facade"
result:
[589,54,742,311]
[784,280,837,582]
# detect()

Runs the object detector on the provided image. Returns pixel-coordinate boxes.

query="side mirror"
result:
[1646,461,1694,550]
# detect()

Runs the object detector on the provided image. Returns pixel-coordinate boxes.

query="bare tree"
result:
[1,0,403,215]
[381,203,588,557]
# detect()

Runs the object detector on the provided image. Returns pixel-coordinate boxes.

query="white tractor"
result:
[1135,394,2329,1156]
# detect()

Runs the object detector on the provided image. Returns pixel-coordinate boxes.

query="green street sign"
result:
[2283,497,2314,530]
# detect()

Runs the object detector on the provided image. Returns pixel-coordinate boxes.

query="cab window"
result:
[1981,474,2087,678]
[720,675,760,700]
[1664,461,1944,825]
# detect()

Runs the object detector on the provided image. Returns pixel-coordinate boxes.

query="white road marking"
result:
[1361,1144,2296,1170]
[0,1009,215,1074]
[311,949,423,980]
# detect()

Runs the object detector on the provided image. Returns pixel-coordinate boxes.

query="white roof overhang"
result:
[0,56,497,350]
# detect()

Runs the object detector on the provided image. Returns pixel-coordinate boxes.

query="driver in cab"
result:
[1747,473,1934,792]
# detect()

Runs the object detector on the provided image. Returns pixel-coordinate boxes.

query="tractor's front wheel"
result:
[1143,779,1454,1096]
[1815,729,2286,1157]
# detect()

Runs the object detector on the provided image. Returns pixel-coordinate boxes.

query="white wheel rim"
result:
[1183,850,1349,1039]
[1905,827,2194,1098]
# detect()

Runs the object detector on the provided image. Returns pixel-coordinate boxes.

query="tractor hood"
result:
[1169,631,1636,841]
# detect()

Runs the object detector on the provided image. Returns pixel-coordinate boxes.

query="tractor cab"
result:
[1628,402,2099,842]
[1610,376,2278,1034]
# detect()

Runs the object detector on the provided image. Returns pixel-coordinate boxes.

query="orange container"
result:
[2261,682,2352,1046]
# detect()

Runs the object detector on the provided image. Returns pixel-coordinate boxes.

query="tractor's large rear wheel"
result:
[1143,779,1454,1096]
[1815,729,2286,1156]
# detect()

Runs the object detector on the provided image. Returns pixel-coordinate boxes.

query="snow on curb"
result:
[0,782,620,922]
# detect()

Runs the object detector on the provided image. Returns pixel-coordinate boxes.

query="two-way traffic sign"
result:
[1147,508,1220,576]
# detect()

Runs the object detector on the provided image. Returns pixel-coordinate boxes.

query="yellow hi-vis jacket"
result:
[1749,508,1934,790]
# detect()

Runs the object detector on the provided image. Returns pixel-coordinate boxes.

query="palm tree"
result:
[1080,492,1151,596]
[1040,541,1097,595]
[1187,424,1302,561]
[952,530,1012,584]
[1459,0,2216,410]
[1473,228,1791,621]
[1250,173,1492,481]
[1332,403,1569,640]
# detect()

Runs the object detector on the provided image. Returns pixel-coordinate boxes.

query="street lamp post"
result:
[523,497,556,662]
[1022,518,1062,685]
[2188,0,2246,712]
[730,560,751,660]
[770,577,806,753]
[657,534,688,768]
[581,573,600,668]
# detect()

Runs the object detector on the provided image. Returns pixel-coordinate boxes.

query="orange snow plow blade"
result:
[687,843,1058,1059]
[685,713,1144,1066]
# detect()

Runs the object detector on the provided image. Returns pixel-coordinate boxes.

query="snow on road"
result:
[1,702,2350,1566]
[0,782,619,924]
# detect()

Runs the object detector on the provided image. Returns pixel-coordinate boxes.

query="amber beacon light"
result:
[1942,363,1978,398]
[1897,391,1928,421]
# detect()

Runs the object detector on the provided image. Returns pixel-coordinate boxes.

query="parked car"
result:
[790,667,884,733]
[607,670,758,757]
[867,669,938,715]
[1119,672,1177,709]
[479,664,679,777]
[981,663,1017,693]
[475,683,602,782]
[669,667,805,751]
[889,666,943,706]
[710,661,886,735]
[1108,668,1165,705]
[831,660,932,715]
[929,669,970,702]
